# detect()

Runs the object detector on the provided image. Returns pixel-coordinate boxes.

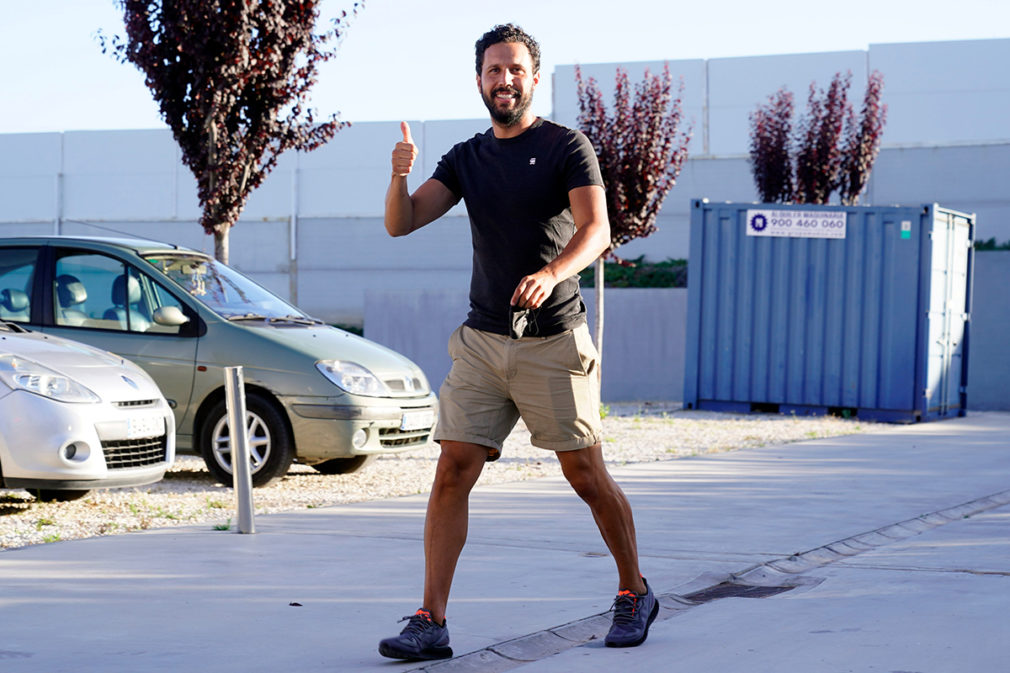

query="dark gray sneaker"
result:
[604,579,659,647]
[378,608,453,661]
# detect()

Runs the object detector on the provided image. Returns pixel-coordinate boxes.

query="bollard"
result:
[224,366,256,534]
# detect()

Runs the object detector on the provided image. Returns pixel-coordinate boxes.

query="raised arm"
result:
[510,184,611,308]
[385,121,456,237]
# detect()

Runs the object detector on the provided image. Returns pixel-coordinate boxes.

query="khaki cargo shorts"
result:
[433,323,602,453]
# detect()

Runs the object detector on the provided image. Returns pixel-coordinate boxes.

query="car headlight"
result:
[0,354,100,403]
[316,360,390,397]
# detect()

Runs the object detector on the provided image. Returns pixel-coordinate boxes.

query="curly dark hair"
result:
[474,24,541,75]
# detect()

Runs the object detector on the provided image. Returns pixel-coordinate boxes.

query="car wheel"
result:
[27,489,90,502]
[311,455,376,475]
[199,393,294,487]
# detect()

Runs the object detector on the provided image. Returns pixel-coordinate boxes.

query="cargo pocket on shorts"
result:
[571,325,599,377]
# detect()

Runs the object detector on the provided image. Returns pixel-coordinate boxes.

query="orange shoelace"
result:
[615,590,639,615]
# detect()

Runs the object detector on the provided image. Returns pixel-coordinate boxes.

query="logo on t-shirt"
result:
[529,157,536,165]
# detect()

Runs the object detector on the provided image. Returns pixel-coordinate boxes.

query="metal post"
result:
[224,366,255,534]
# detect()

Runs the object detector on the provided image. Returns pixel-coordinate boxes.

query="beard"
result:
[481,85,534,126]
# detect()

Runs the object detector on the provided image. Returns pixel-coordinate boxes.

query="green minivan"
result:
[0,236,437,486]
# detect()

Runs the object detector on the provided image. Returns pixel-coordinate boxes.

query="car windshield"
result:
[145,254,313,321]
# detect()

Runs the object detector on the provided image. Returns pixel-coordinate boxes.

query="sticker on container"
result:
[901,220,912,239]
[746,209,847,239]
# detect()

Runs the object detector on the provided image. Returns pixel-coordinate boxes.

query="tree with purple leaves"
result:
[575,64,692,359]
[100,0,360,263]
[749,71,887,206]
[794,72,852,205]
[839,70,888,205]
[749,88,795,204]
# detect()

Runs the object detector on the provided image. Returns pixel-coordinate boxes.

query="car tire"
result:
[311,455,376,475]
[199,393,294,488]
[27,489,90,502]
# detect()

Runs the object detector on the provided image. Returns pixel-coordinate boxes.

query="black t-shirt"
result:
[432,118,604,336]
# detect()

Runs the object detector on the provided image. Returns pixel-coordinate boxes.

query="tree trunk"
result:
[214,224,230,265]
[594,255,604,381]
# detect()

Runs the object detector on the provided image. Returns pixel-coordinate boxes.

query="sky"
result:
[0,0,1007,134]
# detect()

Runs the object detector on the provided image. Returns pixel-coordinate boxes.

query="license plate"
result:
[400,409,435,431]
[126,416,164,439]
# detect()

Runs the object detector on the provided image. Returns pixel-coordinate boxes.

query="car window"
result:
[54,252,186,335]
[0,247,38,324]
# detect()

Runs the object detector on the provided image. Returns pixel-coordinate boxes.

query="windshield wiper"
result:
[225,313,323,325]
[0,320,29,333]
[226,313,271,322]
[268,314,325,326]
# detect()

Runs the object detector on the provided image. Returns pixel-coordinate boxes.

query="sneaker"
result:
[378,608,453,661]
[604,578,659,647]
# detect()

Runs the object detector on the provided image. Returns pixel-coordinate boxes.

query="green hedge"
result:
[974,238,1010,251]
[578,256,688,288]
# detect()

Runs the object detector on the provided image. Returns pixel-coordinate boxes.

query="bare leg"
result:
[557,444,647,594]
[422,440,488,623]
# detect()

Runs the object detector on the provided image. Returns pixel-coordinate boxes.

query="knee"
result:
[432,443,484,493]
[565,468,603,503]
[433,461,470,492]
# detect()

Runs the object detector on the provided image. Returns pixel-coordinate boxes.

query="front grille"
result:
[379,428,431,448]
[101,436,169,469]
[382,377,425,394]
[114,399,159,408]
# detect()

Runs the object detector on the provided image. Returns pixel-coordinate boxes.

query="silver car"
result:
[0,320,175,501]
[0,236,437,487]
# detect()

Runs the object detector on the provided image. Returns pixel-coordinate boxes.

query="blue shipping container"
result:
[683,201,975,422]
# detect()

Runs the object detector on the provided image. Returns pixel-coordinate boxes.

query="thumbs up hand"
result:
[392,121,418,177]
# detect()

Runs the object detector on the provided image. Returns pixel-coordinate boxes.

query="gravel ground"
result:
[0,403,881,551]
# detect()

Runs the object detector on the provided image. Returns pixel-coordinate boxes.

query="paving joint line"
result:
[407,488,1010,672]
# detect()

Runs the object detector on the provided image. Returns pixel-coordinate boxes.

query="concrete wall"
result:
[967,252,1010,411]
[363,289,687,404]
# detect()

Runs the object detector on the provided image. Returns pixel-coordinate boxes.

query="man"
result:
[378,24,657,661]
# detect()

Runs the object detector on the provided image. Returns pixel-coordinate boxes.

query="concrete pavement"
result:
[1,412,1008,672]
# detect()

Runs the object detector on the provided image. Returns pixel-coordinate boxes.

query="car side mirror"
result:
[153,306,190,327]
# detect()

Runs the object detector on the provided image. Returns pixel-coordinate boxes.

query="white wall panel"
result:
[0,222,54,237]
[870,40,1010,145]
[0,176,57,222]
[227,220,291,272]
[241,165,293,219]
[62,129,177,174]
[62,173,177,220]
[298,268,471,324]
[296,216,472,271]
[297,166,391,217]
[0,133,61,176]
[707,50,867,156]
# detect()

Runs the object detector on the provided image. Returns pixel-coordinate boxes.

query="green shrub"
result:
[974,237,1010,251]
[579,256,688,288]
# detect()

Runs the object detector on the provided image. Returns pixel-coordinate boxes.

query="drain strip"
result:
[409,488,1010,672]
